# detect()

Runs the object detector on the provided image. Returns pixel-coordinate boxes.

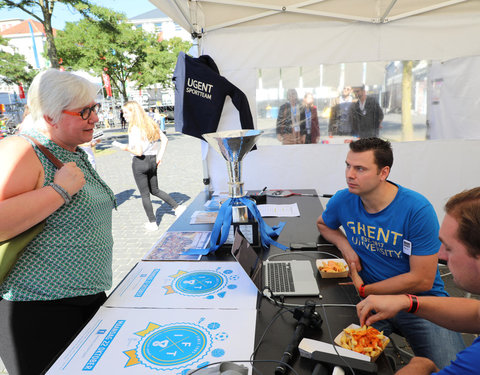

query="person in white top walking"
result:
[120,101,185,231]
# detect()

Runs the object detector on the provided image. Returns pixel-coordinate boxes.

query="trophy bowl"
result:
[203,129,263,199]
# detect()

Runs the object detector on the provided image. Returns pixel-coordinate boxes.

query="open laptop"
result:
[231,229,320,296]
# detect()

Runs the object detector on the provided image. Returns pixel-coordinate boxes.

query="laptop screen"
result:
[231,228,263,292]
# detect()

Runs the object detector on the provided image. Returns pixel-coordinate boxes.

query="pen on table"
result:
[338,281,354,286]
[259,186,267,196]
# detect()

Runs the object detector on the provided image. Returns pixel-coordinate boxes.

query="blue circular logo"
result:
[174,271,226,295]
[138,324,210,369]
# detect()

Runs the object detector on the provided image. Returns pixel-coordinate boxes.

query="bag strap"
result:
[22,134,64,169]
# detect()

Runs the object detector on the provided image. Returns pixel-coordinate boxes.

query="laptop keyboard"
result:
[267,262,295,293]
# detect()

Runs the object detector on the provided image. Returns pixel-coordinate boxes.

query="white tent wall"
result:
[428,55,480,139]
[151,0,480,221]
[208,139,480,222]
[203,61,480,224]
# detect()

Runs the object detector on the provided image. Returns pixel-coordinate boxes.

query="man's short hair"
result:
[353,85,365,93]
[445,187,480,258]
[349,137,393,170]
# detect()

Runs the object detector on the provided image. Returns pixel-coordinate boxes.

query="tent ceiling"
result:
[151,0,480,68]
[150,0,470,33]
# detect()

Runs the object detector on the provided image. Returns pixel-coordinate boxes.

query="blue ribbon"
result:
[185,197,288,255]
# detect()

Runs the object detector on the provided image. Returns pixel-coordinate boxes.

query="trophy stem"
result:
[226,161,244,198]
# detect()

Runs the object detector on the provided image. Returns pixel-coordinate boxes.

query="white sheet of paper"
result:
[104,261,259,309]
[46,306,256,374]
[112,140,126,149]
[257,203,300,217]
[190,211,218,224]
[225,224,254,244]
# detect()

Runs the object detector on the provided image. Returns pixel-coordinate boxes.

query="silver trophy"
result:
[203,129,263,223]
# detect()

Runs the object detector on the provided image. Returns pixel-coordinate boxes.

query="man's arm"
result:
[349,103,358,136]
[396,357,438,375]
[377,100,384,125]
[276,104,287,141]
[353,253,438,296]
[357,294,480,334]
[328,104,338,134]
[316,215,361,271]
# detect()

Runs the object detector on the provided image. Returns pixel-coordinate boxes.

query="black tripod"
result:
[275,300,323,375]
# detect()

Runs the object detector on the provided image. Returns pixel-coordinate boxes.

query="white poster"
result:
[104,261,259,309]
[46,307,256,374]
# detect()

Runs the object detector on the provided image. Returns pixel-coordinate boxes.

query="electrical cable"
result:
[249,291,299,374]
[266,250,341,262]
[260,293,362,374]
[263,299,361,375]
[320,303,356,375]
[186,359,300,375]
[254,253,369,374]
[251,308,292,360]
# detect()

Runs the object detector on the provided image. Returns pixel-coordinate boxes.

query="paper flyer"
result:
[143,231,212,261]
[104,261,259,309]
[46,307,256,374]
[189,211,218,224]
[257,203,300,217]
[203,196,228,211]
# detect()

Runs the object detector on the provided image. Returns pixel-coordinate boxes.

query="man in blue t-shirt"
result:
[316,137,464,369]
[357,187,480,375]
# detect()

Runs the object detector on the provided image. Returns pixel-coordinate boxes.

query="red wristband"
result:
[358,284,366,298]
[406,294,419,313]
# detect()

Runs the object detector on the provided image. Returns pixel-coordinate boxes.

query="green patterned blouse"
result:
[0,130,117,301]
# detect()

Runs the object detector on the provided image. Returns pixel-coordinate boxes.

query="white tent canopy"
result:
[152,0,480,67]
[150,0,480,221]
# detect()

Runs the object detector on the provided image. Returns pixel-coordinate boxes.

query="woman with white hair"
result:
[0,69,116,375]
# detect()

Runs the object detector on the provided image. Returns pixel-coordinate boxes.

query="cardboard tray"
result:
[316,258,349,278]
[334,324,390,362]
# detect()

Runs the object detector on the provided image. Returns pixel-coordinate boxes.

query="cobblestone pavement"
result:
[94,126,205,292]
[0,126,477,374]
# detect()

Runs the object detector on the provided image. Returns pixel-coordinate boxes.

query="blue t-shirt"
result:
[322,183,447,296]
[434,336,480,375]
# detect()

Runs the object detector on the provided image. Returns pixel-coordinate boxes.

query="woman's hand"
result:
[53,162,85,196]
[91,138,101,147]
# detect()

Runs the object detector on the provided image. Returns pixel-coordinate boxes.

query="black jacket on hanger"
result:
[173,52,254,140]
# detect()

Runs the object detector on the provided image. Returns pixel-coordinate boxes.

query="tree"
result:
[0,35,36,86]
[55,9,191,101]
[135,37,192,89]
[0,0,111,68]
[401,60,422,141]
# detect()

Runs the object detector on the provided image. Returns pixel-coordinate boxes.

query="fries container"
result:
[316,259,349,278]
[334,324,390,362]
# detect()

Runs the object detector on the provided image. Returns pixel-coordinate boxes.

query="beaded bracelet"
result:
[49,183,72,205]
[406,294,420,313]
[358,284,366,298]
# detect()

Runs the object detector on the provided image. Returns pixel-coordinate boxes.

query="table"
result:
[169,189,394,374]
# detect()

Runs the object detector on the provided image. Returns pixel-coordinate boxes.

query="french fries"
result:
[339,325,390,358]
[319,260,347,273]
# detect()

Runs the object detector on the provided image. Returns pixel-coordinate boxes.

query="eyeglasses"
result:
[62,103,101,120]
